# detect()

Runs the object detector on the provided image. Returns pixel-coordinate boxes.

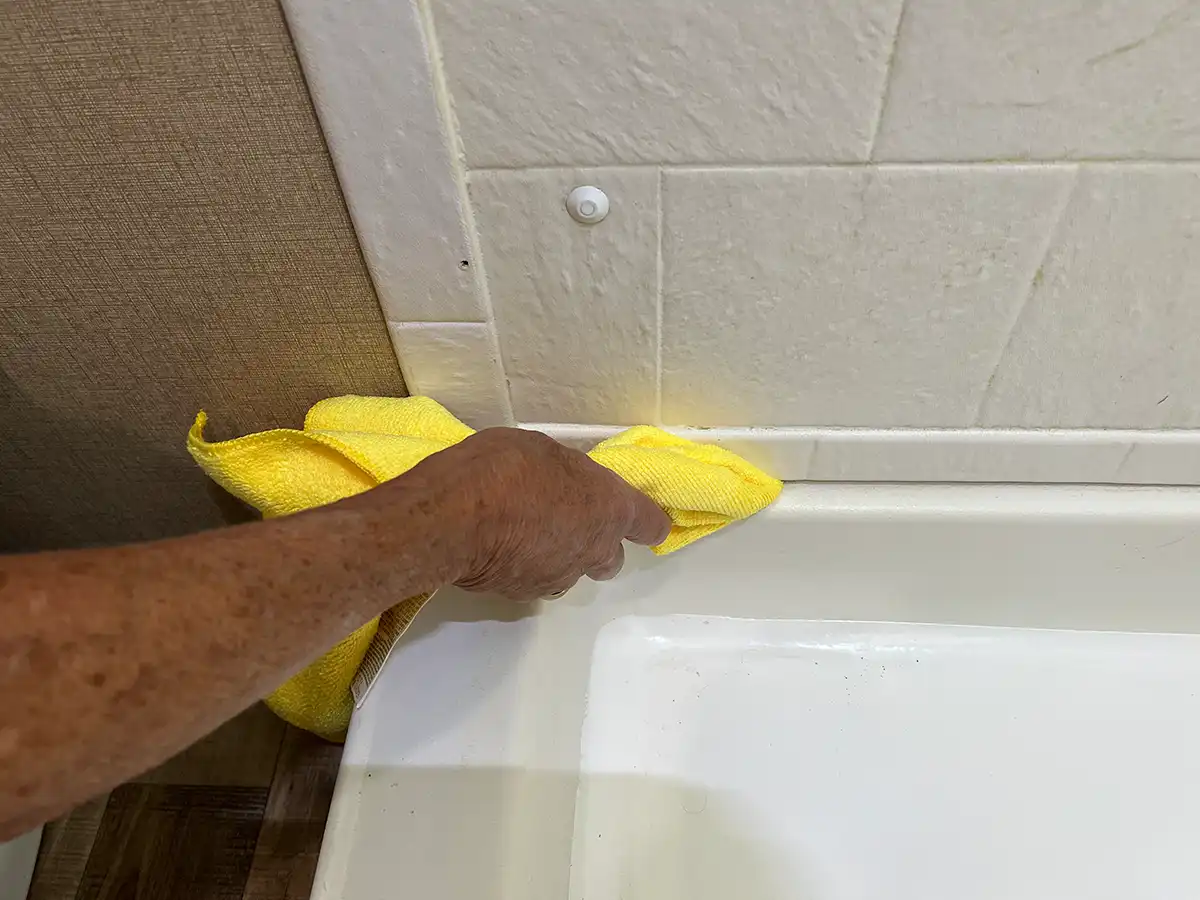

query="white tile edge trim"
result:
[766,481,1200,517]
[412,0,516,421]
[280,0,485,324]
[523,424,1200,485]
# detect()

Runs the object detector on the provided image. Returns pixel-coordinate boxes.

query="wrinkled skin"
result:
[436,429,670,599]
[0,428,668,836]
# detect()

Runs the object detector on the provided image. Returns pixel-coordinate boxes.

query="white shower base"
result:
[313,484,1200,900]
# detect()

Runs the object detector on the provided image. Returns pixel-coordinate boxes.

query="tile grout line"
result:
[413,0,515,424]
[654,167,664,426]
[867,0,909,162]
[971,164,1080,426]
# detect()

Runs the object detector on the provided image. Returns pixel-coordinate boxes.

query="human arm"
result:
[0,428,670,837]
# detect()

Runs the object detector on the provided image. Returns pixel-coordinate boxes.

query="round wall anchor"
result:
[566,185,609,224]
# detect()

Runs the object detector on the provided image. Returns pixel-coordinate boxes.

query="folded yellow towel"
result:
[187,395,781,740]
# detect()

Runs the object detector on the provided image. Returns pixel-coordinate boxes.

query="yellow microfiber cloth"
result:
[187,395,781,740]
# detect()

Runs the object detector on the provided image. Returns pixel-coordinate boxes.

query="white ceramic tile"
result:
[469,169,658,425]
[388,323,512,428]
[876,0,1200,161]
[282,0,481,321]
[661,165,1074,427]
[980,166,1200,428]
[429,0,904,167]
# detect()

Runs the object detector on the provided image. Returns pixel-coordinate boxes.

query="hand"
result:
[423,428,671,600]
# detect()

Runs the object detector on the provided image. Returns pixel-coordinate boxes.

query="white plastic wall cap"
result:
[566,185,609,224]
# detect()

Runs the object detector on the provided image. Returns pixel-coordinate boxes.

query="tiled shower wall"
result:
[285,0,1200,482]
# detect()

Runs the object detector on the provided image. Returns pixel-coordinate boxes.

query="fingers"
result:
[501,574,578,603]
[517,545,623,601]
[623,488,672,547]
[446,430,672,601]
[586,544,624,582]
[539,575,579,599]
[503,541,627,600]
[484,537,631,601]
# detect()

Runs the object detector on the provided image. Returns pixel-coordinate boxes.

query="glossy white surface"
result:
[576,617,1200,899]
[315,483,1200,900]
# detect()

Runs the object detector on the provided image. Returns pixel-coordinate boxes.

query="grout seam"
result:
[868,0,909,161]
[413,0,515,424]
[654,167,664,426]
[971,165,1081,426]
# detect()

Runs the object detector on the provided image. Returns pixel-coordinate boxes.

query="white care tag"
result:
[350,589,438,708]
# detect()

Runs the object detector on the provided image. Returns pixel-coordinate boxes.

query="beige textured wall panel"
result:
[876,0,1200,161]
[468,169,659,425]
[660,166,1075,427]
[430,0,904,167]
[0,0,404,550]
[979,165,1200,428]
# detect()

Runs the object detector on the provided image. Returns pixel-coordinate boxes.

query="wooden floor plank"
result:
[76,785,267,900]
[27,793,110,900]
[240,727,342,900]
[137,704,287,788]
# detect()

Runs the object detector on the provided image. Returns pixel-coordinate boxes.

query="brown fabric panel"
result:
[0,0,405,551]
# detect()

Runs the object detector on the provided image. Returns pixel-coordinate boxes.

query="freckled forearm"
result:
[0,474,472,838]
[0,422,669,838]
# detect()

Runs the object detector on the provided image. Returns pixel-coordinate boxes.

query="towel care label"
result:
[350,590,438,708]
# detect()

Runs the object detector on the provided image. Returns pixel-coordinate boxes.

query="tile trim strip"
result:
[523,424,1200,485]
